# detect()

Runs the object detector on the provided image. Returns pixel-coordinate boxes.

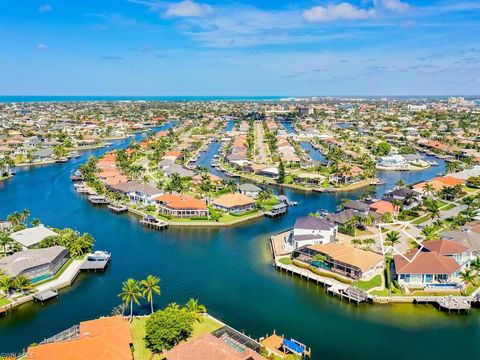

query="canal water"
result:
[0,126,478,360]
[299,141,327,163]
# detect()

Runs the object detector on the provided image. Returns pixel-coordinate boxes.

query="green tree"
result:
[0,232,12,257]
[184,298,207,322]
[0,275,15,298]
[14,275,33,294]
[140,275,161,314]
[118,278,142,321]
[386,230,401,251]
[277,160,285,184]
[144,307,194,352]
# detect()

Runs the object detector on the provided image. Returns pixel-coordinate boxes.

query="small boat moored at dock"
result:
[88,195,110,205]
[140,215,168,230]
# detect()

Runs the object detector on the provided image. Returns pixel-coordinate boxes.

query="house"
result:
[211,193,256,214]
[0,246,69,281]
[163,150,183,162]
[342,200,370,215]
[27,316,133,360]
[163,332,264,360]
[384,188,422,209]
[294,242,383,280]
[10,225,58,249]
[32,148,54,161]
[154,193,208,218]
[369,200,396,215]
[393,240,471,288]
[109,181,163,205]
[238,183,263,199]
[158,160,195,178]
[288,217,337,249]
[326,209,382,226]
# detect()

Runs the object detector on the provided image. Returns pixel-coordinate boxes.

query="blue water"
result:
[280,121,297,134]
[1,127,478,360]
[224,120,236,132]
[299,141,327,163]
[0,96,285,103]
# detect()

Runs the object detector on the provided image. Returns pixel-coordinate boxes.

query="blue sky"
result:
[1,0,479,95]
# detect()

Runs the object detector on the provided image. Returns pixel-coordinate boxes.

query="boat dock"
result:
[140,216,168,230]
[265,203,288,218]
[33,289,59,303]
[414,296,474,313]
[88,195,110,205]
[108,203,128,213]
[327,285,369,304]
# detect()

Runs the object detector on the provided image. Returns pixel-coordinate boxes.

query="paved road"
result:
[254,121,268,164]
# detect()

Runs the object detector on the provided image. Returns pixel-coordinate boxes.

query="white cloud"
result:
[165,0,212,18]
[303,3,376,22]
[38,4,52,13]
[36,44,48,51]
[376,0,409,12]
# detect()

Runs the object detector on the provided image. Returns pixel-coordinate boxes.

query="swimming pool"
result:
[31,274,51,283]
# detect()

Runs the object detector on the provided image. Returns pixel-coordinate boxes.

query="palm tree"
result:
[14,275,33,294]
[140,275,161,314]
[386,230,401,251]
[6,212,22,227]
[20,209,30,225]
[421,225,438,241]
[118,278,142,321]
[470,256,480,273]
[31,218,41,227]
[463,196,476,211]
[0,275,15,298]
[0,232,12,257]
[167,302,180,310]
[423,183,435,197]
[460,268,476,289]
[395,179,406,188]
[426,201,440,219]
[184,298,207,322]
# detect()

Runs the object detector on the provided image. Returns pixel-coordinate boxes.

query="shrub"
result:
[144,308,195,353]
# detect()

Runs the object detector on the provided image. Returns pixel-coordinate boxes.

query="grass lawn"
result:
[130,316,223,360]
[436,200,447,207]
[279,257,293,265]
[441,203,456,211]
[353,274,382,291]
[0,297,11,307]
[411,216,429,225]
[355,229,374,237]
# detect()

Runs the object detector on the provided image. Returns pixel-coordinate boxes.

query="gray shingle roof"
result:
[294,217,335,231]
[0,246,68,277]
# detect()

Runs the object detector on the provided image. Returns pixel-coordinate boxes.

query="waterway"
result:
[299,141,327,163]
[0,128,478,360]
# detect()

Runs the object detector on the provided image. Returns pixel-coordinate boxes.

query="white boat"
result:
[87,251,111,261]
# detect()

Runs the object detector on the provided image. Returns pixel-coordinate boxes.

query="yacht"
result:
[87,251,111,262]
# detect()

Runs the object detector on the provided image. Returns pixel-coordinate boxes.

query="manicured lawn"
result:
[279,257,293,265]
[130,317,162,360]
[0,297,11,307]
[411,216,429,225]
[353,274,382,291]
[130,315,223,360]
[441,203,456,211]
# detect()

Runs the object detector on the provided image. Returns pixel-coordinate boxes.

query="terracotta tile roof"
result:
[212,193,255,208]
[435,176,465,187]
[412,180,447,192]
[422,239,470,255]
[163,332,264,360]
[369,200,395,214]
[393,251,461,275]
[308,243,383,272]
[154,193,207,210]
[27,316,133,360]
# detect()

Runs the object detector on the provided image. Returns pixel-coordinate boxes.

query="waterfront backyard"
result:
[0,135,479,360]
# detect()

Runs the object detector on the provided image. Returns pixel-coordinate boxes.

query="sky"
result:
[1,0,479,96]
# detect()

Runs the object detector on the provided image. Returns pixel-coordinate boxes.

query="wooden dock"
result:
[88,195,110,205]
[33,289,58,303]
[414,296,473,314]
[108,203,128,213]
[140,217,168,230]
[265,204,288,218]
[81,260,110,271]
